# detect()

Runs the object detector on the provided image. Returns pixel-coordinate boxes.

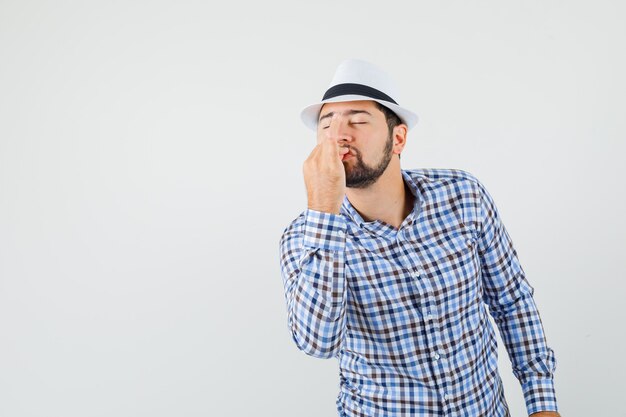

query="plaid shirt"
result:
[279,168,558,417]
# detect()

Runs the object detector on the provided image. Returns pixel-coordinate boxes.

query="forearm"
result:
[485,271,558,414]
[279,209,348,358]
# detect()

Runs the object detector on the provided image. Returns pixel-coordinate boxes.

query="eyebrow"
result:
[318,109,372,123]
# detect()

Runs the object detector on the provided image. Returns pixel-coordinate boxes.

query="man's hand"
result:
[302,114,350,214]
[530,412,561,417]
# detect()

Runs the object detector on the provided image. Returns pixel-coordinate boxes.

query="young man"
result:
[278,59,560,417]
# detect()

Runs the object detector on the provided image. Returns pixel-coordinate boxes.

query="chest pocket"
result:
[420,226,482,308]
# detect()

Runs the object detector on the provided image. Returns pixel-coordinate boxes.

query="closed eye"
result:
[322,122,367,129]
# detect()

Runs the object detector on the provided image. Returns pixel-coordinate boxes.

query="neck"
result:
[345,158,414,230]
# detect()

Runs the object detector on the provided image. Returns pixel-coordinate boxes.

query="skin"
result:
[303,100,413,230]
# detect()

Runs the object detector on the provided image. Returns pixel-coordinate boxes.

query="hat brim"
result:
[300,94,418,132]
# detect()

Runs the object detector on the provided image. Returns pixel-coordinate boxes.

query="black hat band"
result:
[322,83,398,104]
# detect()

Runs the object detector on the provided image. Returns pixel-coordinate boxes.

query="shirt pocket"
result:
[421,227,481,311]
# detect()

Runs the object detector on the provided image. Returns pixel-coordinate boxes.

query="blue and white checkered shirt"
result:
[279,168,558,416]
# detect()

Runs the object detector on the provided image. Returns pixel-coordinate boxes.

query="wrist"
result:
[307,203,341,214]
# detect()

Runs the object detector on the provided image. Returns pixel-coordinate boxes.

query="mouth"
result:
[341,147,355,161]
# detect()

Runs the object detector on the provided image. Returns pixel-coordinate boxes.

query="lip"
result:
[342,153,353,161]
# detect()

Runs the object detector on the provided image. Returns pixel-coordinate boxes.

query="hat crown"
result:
[327,58,401,104]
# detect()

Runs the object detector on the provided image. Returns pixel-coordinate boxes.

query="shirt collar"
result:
[340,169,424,232]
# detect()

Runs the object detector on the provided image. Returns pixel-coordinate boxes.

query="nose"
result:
[336,134,352,145]
[330,117,353,143]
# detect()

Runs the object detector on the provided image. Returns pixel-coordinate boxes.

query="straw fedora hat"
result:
[300,58,418,131]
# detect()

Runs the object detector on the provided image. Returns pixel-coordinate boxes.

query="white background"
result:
[1,1,624,416]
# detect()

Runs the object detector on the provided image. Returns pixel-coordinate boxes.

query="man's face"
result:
[317,100,395,189]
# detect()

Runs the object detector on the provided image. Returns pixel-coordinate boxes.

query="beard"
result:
[343,132,394,189]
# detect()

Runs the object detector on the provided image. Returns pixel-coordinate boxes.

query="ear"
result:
[392,124,408,155]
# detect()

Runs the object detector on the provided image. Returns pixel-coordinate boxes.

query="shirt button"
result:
[443,392,449,401]
[432,352,440,360]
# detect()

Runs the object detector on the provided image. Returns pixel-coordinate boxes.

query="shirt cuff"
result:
[302,208,347,251]
[523,377,558,415]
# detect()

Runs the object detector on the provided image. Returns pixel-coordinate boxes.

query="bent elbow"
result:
[289,327,342,359]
